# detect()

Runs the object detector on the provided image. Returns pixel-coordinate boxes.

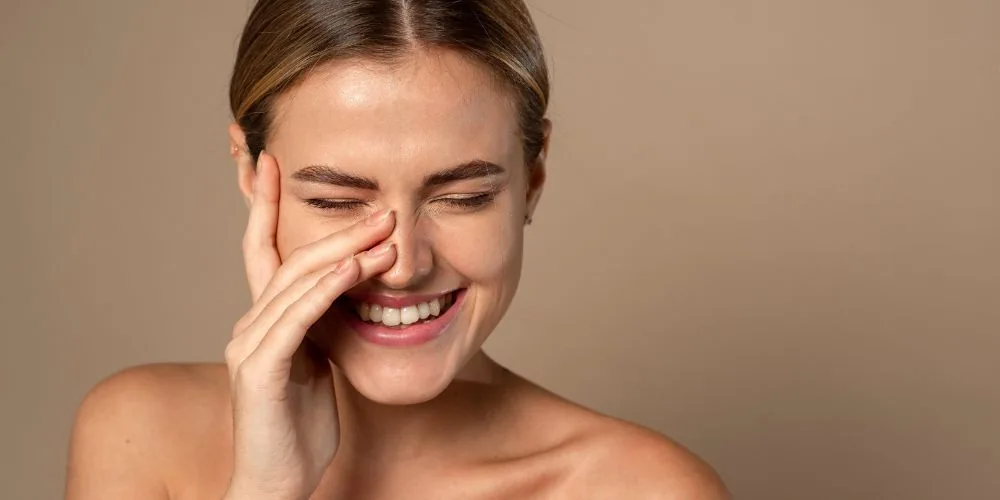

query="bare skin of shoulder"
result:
[67,361,729,500]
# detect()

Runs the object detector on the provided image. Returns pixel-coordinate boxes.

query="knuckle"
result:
[286,245,307,264]
[224,340,242,367]
[232,315,251,337]
[278,300,315,331]
[320,267,349,287]
[231,357,254,384]
[225,359,240,379]
[234,356,272,389]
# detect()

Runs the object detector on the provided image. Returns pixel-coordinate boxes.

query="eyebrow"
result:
[423,160,505,187]
[291,165,379,190]
[291,160,506,190]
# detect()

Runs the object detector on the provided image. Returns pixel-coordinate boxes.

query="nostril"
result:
[374,259,418,289]
[372,231,434,287]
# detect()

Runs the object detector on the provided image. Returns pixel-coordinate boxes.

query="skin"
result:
[65,48,730,499]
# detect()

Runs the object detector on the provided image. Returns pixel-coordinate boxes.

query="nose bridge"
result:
[377,211,433,289]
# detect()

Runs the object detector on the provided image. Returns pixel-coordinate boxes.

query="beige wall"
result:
[2,1,998,499]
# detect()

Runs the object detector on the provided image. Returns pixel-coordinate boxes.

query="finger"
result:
[228,242,397,364]
[248,257,361,366]
[247,208,396,321]
[237,239,397,342]
[354,239,398,276]
[242,151,282,302]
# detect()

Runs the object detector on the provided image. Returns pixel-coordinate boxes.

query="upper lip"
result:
[343,290,456,308]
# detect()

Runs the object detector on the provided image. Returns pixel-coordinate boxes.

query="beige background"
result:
[2,1,998,499]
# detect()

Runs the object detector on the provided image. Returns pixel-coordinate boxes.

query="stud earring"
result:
[524,214,533,225]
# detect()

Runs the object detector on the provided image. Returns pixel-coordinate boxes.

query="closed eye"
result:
[304,199,367,211]
[434,192,497,210]
[303,191,498,213]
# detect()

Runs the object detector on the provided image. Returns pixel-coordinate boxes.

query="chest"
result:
[166,413,583,500]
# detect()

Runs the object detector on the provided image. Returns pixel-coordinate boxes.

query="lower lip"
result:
[337,289,466,347]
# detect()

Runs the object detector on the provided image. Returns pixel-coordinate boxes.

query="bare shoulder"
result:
[72,362,230,435]
[67,363,231,499]
[510,380,729,500]
[71,362,231,455]
[569,417,731,500]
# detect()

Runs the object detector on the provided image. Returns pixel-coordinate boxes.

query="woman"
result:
[66,1,729,498]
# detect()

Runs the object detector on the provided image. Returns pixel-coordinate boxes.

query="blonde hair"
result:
[229,0,549,166]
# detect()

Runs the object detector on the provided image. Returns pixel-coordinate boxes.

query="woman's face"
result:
[243,49,546,404]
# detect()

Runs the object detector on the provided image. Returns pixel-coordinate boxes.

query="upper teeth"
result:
[357,294,452,327]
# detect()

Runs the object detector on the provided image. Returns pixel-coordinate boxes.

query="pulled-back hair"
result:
[229,0,549,167]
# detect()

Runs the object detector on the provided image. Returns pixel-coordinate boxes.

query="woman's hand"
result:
[223,152,397,500]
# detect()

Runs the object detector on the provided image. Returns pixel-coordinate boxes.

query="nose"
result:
[374,211,434,289]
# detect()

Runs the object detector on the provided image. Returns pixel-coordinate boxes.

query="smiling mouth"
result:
[342,291,458,329]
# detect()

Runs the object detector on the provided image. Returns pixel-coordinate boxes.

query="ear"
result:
[228,122,256,209]
[525,118,551,224]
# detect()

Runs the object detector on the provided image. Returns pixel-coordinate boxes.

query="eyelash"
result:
[304,199,366,211]
[304,192,497,212]
[437,192,497,209]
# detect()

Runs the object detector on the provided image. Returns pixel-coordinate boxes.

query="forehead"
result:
[267,49,523,171]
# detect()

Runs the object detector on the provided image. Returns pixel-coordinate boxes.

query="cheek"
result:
[274,200,347,261]
[430,206,523,283]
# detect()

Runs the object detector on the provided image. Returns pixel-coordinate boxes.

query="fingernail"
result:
[333,255,354,274]
[366,241,395,257]
[365,208,393,226]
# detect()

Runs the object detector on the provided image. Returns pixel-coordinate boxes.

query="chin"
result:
[315,289,476,405]
[314,286,503,406]
[341,362,456,406]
